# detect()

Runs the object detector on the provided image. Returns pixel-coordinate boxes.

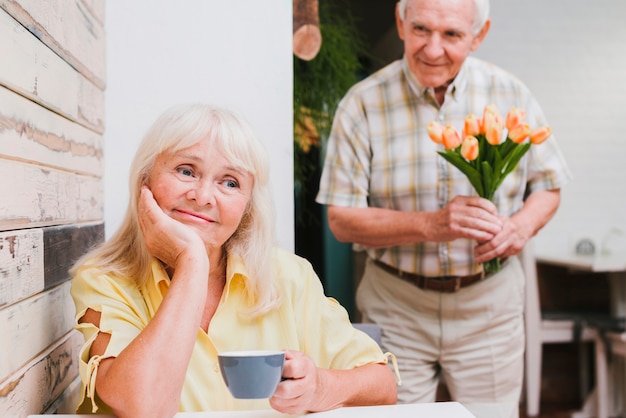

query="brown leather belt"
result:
[372,259,496,293]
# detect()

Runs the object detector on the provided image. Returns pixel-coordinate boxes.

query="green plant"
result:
[293,0,368,191]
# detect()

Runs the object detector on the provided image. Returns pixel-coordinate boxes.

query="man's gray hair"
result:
[397,0,490,35]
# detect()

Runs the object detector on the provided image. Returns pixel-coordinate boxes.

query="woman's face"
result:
[147,135,253,252]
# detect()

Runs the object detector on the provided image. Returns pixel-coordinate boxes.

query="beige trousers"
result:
[357,256,525,410]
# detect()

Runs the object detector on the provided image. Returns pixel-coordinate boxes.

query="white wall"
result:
[105,0,294,250]
[474,0,626,256]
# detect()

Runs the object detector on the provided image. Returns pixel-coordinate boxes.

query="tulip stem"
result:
[483,258,501,275]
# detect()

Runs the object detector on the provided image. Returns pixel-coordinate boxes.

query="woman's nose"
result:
[186,181,216,206]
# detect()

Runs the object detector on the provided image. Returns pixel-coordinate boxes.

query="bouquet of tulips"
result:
[427,104,551,274]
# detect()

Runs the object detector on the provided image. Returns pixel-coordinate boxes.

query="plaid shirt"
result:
[316,56,572,277]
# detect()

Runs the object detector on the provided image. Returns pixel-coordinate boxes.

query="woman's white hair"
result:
[397,0,490,35]
[71,103,280,317]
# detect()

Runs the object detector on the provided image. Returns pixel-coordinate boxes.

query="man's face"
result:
[396,0,489,89]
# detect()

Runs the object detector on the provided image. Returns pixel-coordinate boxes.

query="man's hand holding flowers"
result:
[428,105,551,274]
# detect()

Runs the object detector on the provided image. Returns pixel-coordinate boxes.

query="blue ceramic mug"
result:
[218,350,285,399]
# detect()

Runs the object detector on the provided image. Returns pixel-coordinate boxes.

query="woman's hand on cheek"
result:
[138,186,205,267]
[269,350,320,414]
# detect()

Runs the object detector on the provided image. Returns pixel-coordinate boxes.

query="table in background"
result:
[28,400,519,418]
[535,250,626,418]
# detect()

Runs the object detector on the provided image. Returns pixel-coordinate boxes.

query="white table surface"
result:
[304,402,477,417]
[28,401,507,418]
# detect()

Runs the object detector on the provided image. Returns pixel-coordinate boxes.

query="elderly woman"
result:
[70,103,398,417]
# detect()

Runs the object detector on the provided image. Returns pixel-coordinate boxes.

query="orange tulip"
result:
[461,136,479,161]
[530,126,552,144]
[508,123,530,144]
[427,121,444,144]
[485,124,502,145]
[481,104,502,135]
[463,114,481,137]
[482,110,503,145]
[442,125,462,150]
[505,107,527,132]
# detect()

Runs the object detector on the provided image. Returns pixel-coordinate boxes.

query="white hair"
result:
[397,0,490,35]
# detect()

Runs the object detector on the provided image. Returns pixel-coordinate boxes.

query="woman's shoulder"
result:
[271,246,313,272]
[71,259,141,294]
[270,247,320,288]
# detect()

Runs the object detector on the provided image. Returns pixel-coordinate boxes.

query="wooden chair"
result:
[522,242,598,416]
[589,323,626,418]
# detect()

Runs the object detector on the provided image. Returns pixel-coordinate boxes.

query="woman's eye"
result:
[177,167,194,177]
[224,179,239,189]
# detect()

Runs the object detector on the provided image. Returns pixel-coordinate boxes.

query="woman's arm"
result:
[86,188,210,418]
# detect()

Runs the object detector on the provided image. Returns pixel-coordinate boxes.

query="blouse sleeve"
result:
[289,252,386,367]
[288,254,401,384]
[70,266,151,412]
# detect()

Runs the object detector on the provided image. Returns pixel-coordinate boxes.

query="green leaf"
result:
[492,146,503,175]
[492,143,531,191]
[498,138,517,159]
[481,137,494,163]
[438,151,485,196]
[476,135,487,165]
[502,143,531,176]
[489,148,504,199]
[481,161,494,200]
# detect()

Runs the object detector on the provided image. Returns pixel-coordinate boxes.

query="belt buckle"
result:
[453,276,462,292]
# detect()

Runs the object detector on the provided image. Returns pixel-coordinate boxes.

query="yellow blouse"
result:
[71,247,389,413]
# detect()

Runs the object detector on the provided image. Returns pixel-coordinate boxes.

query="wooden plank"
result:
[0,159,103,232]
[0,281,75,383]
[0,223,103,308]
[0,8,104,133]
[80,0,105,27]
[44,222,104,289]
[0,330,82,417]
[77,73,105,134]
[0,0,106,89]
[0,8,77,122]
[45,375,81,414]
[0,85,104,177]
[0,229,44,308]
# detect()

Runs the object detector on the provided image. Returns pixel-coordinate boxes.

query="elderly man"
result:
[316,0,572,410]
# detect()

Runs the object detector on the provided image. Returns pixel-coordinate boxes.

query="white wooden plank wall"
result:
[0,0,105,416]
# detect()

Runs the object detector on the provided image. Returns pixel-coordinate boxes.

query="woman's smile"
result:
[175,208,215,223]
